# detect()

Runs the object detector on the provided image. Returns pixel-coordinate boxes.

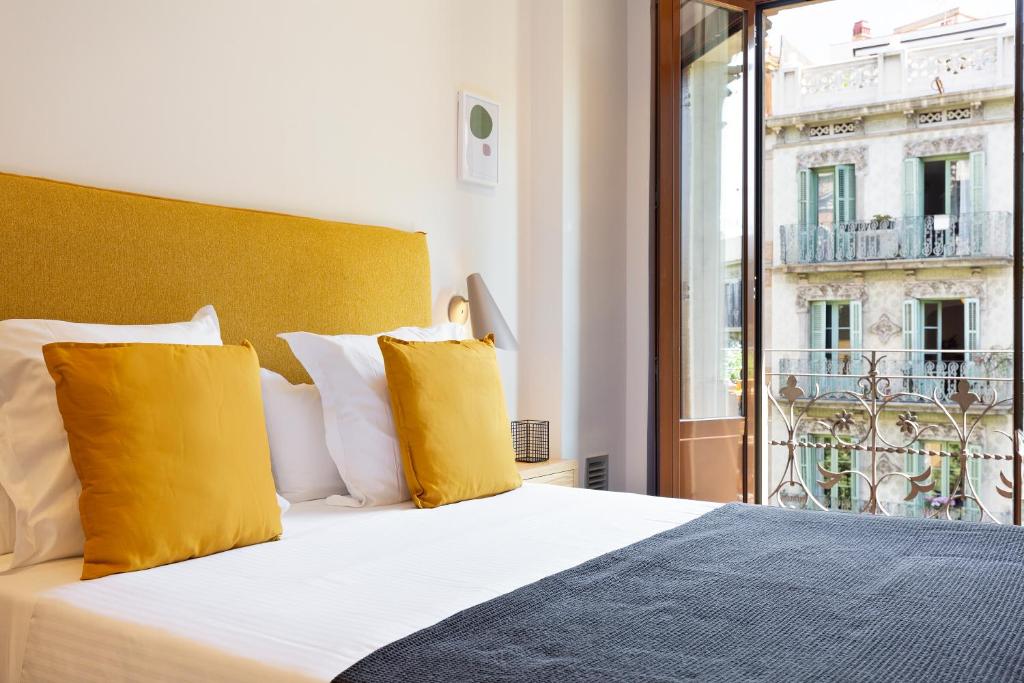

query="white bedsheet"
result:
[0,484,718,682]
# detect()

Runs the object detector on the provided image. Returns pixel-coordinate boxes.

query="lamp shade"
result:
[466,273,518,351]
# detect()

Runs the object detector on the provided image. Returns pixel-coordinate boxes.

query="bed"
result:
[2,173,1024,683]
[0,485,717,682]
[0,173,715,681]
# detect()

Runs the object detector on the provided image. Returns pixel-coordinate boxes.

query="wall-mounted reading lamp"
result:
[448,273,518,351]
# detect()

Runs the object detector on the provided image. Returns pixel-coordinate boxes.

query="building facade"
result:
[762,10,1016,521]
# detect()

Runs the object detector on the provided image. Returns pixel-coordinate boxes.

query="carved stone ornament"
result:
[797,146,867,171]
[868,313,902,344]
[903,279,983,300]
[903,134,983,158]
[795,283,867,311]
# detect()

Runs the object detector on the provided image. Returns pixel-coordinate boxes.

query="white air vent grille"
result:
[807,124,832,138]
[584,454,609,491]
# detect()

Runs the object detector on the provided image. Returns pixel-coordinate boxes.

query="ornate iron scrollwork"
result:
[766,351,1015,523]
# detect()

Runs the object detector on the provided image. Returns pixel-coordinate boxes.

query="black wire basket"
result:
[511,419,549,463]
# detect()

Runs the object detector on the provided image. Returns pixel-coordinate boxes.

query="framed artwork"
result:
[458,91,499,187]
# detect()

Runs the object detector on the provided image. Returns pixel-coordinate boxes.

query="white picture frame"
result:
[458,91,499,187]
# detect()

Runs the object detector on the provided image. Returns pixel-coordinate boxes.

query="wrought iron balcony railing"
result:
[777,212,1012,267]
[773,350,1013,405]
[765,349,1019,524]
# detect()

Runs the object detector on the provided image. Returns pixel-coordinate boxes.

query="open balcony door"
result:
[655,0,757,502]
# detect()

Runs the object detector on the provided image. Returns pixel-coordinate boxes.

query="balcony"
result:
[769,348,1013,407]
[764,348,1016,523]
[771,33,1014,117]
[776,212,1012,271]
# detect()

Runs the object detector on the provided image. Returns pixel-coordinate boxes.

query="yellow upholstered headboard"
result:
[0,172,432,383]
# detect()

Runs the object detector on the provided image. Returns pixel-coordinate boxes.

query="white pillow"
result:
[260,369,347,503]
[276,494,291,517]
[0,488,13,555]
[280,323,462,507]
[0,306,223,570]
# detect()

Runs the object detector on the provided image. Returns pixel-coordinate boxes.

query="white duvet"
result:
[0,484,718,682]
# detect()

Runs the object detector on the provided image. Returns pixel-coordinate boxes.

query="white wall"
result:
[0,0,522,404]
[516,0,642,490]
[0,0,650,491]
[624,0,653,493]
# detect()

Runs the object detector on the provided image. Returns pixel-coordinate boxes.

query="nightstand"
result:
[516,457,577,488]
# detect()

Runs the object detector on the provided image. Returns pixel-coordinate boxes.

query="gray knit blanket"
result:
[334,503,1024,683]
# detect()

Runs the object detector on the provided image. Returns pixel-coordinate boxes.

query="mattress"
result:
[0,483,718,683]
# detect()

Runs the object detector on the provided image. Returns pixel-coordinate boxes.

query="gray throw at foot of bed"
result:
[334,503,1024,683]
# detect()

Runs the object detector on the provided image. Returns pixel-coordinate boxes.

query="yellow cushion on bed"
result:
[378,334,521,509]
[43,340,282,580]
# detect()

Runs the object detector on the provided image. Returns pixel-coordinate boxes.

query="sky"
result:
[766,0,1015,59]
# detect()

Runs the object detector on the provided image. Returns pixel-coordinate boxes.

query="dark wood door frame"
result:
[653,0,681,498]
[652,0,757,500]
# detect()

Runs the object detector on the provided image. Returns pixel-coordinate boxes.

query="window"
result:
[908,443,981,521]
[922,300,965,367]
[903,152,986,219]
[923,157,970,217]
[798,164,855,227]
[809,300,862,365]
[801,434,859,512]
[903,298,979,396]
[809,300,862,394]
[903,298,980,365]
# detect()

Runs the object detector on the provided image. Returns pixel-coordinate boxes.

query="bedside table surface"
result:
[515,457,577,487]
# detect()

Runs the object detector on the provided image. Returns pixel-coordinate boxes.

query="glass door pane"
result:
[680,0,745,420]
[672,0,749,504]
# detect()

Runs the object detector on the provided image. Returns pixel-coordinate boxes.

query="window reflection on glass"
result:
[680,0,745,419]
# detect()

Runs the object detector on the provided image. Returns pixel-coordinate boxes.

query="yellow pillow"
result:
[378,334,521,508]
[43,340,282,580]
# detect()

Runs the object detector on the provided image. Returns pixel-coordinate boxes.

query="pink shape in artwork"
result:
[482,143,492,157]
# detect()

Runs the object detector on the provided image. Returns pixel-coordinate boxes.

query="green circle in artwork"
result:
[469,104,493,139]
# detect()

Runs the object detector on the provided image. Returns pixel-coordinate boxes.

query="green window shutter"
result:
[964,298,980,361]
[810,300,827,374]
[849,300,863,350]
[836,164,856,224]
[970,151,985,215]
[966,457,981,515]
[798,169,815,228]
[810,301,827,348]
[849,300,863,378]
[909,452,925,515]
[903,299,922,368]
[801,442,818,503]
[848,444,860,504]
[902,158,924,219]
[902,300,917,349]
